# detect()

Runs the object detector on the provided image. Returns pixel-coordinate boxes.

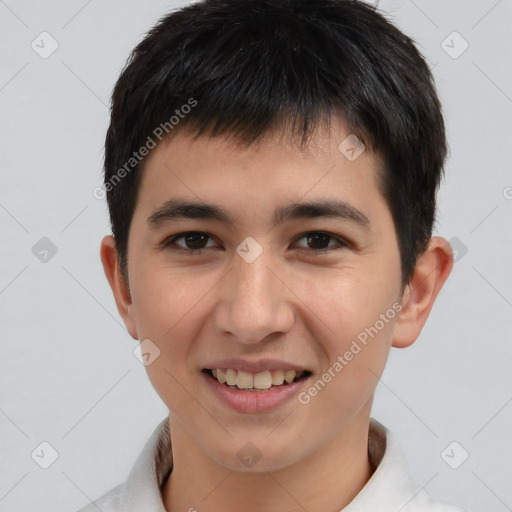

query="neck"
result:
[162,410,374,512]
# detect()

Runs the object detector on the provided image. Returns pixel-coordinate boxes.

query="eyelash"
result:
[161,231,350,255]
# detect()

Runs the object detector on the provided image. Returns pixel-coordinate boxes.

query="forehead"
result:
[133,119,387,229]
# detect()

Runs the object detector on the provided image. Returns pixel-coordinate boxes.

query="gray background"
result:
[1,1,511,511]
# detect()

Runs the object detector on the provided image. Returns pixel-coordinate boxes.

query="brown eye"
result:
[181,233,209,250]
[294,232,349,254]
[163,232,217,252]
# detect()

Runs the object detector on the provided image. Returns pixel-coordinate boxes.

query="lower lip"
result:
[202,371,310,413]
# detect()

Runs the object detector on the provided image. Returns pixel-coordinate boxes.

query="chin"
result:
[205,436,309,473]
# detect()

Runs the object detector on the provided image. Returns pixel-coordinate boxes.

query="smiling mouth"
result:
[203,368,312,392]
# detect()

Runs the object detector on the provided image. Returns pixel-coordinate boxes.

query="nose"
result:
[213,253,295,345]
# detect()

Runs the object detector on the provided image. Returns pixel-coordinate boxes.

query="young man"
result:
[81,0,468,510]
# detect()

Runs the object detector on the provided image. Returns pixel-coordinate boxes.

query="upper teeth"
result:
[211,369,305,389]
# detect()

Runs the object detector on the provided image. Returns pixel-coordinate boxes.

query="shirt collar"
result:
[122,416,418,511]
[123,416,172,512]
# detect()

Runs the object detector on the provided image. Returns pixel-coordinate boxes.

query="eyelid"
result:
[293,231,350,248]
[161,231,220,250]
[162,230,352,254]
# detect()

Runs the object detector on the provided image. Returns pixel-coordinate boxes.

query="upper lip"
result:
[203,358,310,374]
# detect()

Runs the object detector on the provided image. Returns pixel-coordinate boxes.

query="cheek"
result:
[294,266,398,402]
[131,260,214,339]
[129,267,206,391]
[297,266,398,346]
[299,316,395,428]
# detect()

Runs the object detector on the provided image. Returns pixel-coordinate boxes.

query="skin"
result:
[101,119,453,512]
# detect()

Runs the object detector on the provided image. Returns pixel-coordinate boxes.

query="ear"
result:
[100,235,139,340]
[392,236,453,348]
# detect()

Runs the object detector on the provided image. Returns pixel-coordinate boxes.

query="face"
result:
[121,121,404,471]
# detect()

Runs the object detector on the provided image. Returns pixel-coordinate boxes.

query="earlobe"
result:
[99,235,139,340]
[392,236,453,348]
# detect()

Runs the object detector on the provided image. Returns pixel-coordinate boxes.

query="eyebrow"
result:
[146,198,370,230]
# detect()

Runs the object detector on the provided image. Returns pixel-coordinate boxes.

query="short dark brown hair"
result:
[104,0,447,287]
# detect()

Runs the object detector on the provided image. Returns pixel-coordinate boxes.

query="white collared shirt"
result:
[76,417,469,512]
